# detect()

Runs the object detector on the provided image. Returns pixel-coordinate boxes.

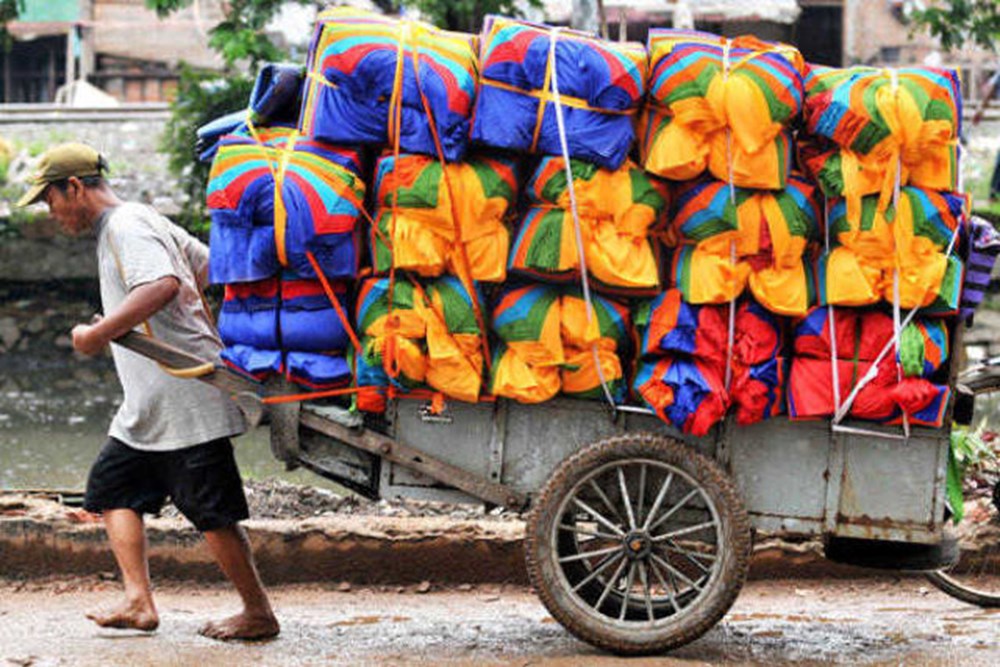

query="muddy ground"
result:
[0,577,997,666]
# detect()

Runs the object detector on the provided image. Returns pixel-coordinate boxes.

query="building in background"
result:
[2,0,223,104]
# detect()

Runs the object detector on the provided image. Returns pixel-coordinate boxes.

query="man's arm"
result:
[71,276,181,356]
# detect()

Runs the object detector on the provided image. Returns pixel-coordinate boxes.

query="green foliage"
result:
[404,0,541,32]
[161,67,253,238]
[909,0,1000,52]
[947,422,1000,523]
[145,0,308,69]
[0,0,23,50]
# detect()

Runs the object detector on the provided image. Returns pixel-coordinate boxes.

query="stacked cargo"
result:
[788,65,966,429]
[632,30,813,434]
[200,9,987,435]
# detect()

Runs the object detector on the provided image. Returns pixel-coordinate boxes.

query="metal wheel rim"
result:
[548,457,725,629]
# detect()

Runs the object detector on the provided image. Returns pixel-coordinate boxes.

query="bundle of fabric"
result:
[801,65,961,219]
[818,186,965,312]
[509,157,668,294]
[207,125,365,285]
[196,63,306,163]
[960,215,1000,322]
[472,16,647,170]
[217,276,353,389]
[641,30,805,189]
[490,284,631,403]
[299,8,477,162]
[633,292,787,433]
[667,174,820,316]
[788,307,950,426]
[354,276,485,407]
[370,152,518,282]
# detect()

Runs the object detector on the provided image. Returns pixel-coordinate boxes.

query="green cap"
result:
[16,143,106,207]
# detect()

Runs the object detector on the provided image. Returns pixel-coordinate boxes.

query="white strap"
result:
[722,38,737,392]
[823,196,842,413]
[549,28,616,409]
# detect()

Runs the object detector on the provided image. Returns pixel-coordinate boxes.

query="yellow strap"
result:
[246,117,299,268]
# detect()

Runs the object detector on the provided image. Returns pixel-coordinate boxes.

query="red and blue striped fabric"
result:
[299,8,477,162]
[472,16,647,169]
[633,356,728,436]
[639,289,728,365]
[207,126,365,285]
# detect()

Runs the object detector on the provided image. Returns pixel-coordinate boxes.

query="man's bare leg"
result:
[86,509,159,631]
[198,524,279,640]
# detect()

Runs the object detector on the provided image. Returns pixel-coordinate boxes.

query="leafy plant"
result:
[405,0,541,32]
[160,66,253,237]
[947,421,1000,522]
[908,0,1000,52]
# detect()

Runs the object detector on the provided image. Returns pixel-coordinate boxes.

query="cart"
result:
[118,326,964,655]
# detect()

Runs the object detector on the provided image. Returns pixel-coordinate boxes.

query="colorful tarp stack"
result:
[788,308,951,427]
[355,276,486,411]
[667,174,821,316]
[632,291,786,435]
[217,275,353,389]
[206,125,364,284]
[509,157,668,294]
[641,30,806,190]
[801,66,961,216]
[207,121,365,389]
[370,152,518,283]
[490,284,632,403]
[299,8,478,162]
[818,186,965,312]
[472,16,647,169]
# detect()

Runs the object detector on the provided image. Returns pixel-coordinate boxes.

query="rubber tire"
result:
[925,570,1000,608]
[524,432,751,656]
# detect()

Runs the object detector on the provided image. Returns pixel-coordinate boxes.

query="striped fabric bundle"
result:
[641,30,805,189]
[961,216,1000,322]
[217,276,352,389]
[788,308,950,426]
[355,276,485,405]
[206,126,365,285]
[818,187,965,311]
[667,174,820,316]
[472,16,647,169]
[299,8,477,162]
[509,157,668,294]
[490,284,632,403]
[802,65,961,218]
[371,153,519,282]
[634,292,786,432]
[730,300,787,425]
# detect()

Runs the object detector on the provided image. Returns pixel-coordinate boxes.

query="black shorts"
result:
[83,436,249,532]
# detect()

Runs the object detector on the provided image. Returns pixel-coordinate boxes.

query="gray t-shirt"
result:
[96,203,246,451]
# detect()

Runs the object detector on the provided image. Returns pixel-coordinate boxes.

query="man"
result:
[16,143,279,641]
[973,70,1000,202]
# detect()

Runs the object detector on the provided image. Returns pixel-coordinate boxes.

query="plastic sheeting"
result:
[634,292,786,432]
[641,30,805,189]
[217,276,352,389]
[788,307,950,426]
[667,174,820,315]
[802,65,961,219]
[299,8,477,162]
[206,126,365,285]
[370,153,518,282]
[509,157,668,294]
[355,276,485,405]
[472,16,647,169]
[490,284,632,403]
[818,186,965,311]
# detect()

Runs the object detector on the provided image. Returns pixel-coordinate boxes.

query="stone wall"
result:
[0,108,178,280]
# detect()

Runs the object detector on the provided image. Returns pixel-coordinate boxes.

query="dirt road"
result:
[1,576,997,666]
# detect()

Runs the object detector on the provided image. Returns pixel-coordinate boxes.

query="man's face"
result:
[43,180,89,236]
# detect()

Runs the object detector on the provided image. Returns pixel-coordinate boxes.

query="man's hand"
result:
[72,316,109,356]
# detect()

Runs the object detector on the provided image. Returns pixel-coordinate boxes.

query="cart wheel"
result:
[525,432,751,655]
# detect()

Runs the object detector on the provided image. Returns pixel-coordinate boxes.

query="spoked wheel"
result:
[926,363,1000,607]
[525,433,751,655]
